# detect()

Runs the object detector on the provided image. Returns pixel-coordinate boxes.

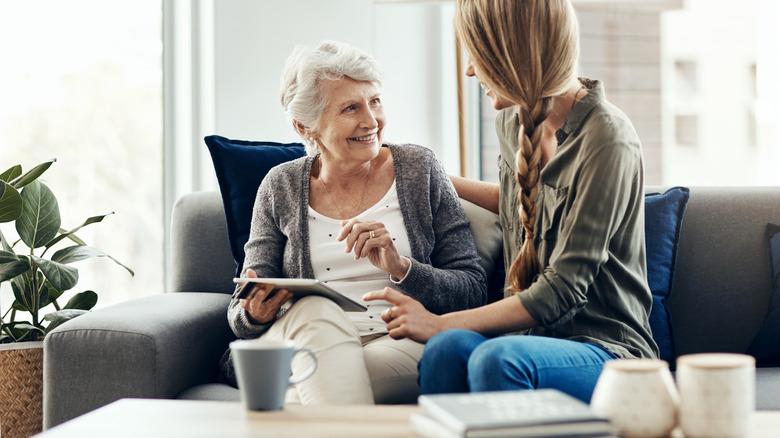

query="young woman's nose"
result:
[464,58,475,77]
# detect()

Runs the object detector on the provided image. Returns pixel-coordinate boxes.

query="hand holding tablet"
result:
[233,277,367,312]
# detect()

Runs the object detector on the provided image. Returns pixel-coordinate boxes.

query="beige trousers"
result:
[261,296,424,405]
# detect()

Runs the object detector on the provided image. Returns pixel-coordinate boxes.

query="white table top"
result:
[36,398,780,438]
[36,398,419,438]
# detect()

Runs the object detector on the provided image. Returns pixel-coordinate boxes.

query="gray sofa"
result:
[43,187,780,429]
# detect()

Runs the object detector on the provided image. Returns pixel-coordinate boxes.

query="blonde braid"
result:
[507,98,553,291]
[455,0,580,291]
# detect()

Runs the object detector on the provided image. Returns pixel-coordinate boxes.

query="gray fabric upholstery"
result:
[43,293,234,428]
[43,187,780,430]
[177,383,240,401]
[461,199,502,285]
[756,368,780,409]
[170,191,236,294]
[661,187,780,356]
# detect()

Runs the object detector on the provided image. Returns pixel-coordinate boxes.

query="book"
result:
[412,389,612,438]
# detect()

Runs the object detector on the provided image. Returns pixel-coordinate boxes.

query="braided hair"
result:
[455,0,580,292]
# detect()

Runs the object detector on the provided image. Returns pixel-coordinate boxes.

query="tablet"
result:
[233,277,367,312]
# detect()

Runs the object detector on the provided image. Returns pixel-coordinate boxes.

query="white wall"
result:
[210,0,460,172]
[213,0,376,143]
[374,2,460,172]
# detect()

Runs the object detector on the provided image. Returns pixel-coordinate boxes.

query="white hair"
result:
[279,40,384,155]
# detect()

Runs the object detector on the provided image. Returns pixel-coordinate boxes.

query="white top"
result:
[308,181,412,336]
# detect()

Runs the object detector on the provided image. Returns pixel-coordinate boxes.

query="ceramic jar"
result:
[676,353,755,437]
[590,358,679,437]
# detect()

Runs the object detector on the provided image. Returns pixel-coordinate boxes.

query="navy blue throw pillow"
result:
[644,187,690,363]
[745,223,780,366]
[205,135,306,276]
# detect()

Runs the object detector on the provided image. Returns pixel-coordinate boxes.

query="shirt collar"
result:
[555,77,603,145]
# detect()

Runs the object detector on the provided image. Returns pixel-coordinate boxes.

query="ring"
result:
[369,230,376,239]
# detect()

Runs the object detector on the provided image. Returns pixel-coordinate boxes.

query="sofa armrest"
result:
[43,292,234,429]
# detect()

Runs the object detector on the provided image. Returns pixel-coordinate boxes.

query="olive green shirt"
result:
[496,78,658,359]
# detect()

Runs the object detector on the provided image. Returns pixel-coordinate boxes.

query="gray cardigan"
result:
[228,143,487,339]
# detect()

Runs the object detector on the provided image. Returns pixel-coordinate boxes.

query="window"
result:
[453,0,778,187]
[0,0,163,309]
[675,115,699,148]
[674,60,698,99]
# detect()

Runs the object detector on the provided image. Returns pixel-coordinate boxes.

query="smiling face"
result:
[464,58,514,111]
[310,77,385,163]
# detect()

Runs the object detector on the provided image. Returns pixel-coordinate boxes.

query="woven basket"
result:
[0,341,44,438]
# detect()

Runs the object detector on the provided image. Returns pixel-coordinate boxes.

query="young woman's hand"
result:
[238,269,294,324]
[338,219,410,281]
[363,287,443,343]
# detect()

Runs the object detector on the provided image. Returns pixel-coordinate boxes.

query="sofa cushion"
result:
[205,135,306,275]
[745,223,780,366]
[459,199,503,302]
[645,187,690,363]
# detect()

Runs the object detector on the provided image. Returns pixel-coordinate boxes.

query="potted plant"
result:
[0,159,133,438]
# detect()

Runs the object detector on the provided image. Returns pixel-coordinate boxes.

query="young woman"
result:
[364,0,658,402]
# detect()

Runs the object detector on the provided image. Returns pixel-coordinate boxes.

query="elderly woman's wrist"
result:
[389,256,412,283]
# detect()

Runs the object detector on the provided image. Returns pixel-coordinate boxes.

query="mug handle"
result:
[288,347,318,386]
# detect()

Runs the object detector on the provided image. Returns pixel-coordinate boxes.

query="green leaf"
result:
[10,269,36,313]
[0,180,23,223]
[0,165,22,183]
[0,250,29,282]
[41,281,63,307]
[2,321,44,342]
[17,180,61,248]
[43,309,89,333]
[52,245,134,276]
[0,229,12,252]
[62,231,87,246]
[30,255,78,292]
[63,291,97,310]
[45,212,114,249]
[44,309,88,322]
[51,245,105,264]
[10,159,55,189]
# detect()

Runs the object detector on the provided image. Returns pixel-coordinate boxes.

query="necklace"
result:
[318,156,372,219]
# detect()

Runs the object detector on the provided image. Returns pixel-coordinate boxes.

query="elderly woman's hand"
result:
[238,269,294,325]
[363,287,443,344]
[338,219,410,281]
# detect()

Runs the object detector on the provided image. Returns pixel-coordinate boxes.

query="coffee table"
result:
[35,399,419,437]
[34,398,780,437]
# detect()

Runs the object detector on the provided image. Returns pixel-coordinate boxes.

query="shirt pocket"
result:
[539,183,569,245]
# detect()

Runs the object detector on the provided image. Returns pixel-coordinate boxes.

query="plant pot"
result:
[0,341,44,438]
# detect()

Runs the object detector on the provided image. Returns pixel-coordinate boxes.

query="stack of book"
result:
[410,389,612,438]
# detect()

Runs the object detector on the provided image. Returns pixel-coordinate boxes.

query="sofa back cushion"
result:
[644,187,690,363]
[744,223,780,366]
[205,135,306,276]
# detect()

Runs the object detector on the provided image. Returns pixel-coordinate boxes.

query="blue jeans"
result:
[418,329,619,403]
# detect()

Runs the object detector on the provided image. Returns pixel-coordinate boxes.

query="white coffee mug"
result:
[676,353,755,437]
[590,358,679,437]
[230,339,318,411]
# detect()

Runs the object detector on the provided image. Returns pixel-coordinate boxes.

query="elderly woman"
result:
[224,40,486,405]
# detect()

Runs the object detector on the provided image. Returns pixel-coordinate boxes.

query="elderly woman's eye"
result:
[343,104,356,112]
[371,98,381,105]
